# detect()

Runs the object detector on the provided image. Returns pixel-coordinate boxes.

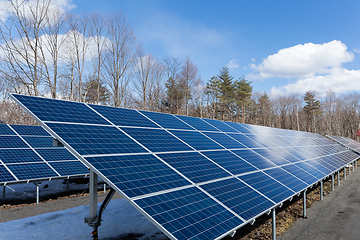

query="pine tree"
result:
[218,66,234,120]
[233,77,252,123]
[303,91,321,132]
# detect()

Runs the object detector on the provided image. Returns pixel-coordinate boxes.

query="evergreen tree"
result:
[303,91,321,132]
[233,77,252,123]
[206,76,221,119]
[83,80,109,104]
[218,66,234,120]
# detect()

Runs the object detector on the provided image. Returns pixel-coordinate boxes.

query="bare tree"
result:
[180,57,197,116]
[103,11,140,107]
[133,53,164,110]
[0,0,55,96]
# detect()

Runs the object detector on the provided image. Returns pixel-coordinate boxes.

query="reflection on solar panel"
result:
[0,124,88,184]
[11,94,359,240]
[327,135,360,154]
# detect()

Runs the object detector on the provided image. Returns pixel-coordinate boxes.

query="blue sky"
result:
[14,0,360,97]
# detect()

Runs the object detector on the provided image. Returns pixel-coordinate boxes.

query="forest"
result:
[0,0,359,139]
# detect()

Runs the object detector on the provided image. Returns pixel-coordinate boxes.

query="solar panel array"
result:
[327,135,360,154]
[0,124,88,184]
[11,94,359,240]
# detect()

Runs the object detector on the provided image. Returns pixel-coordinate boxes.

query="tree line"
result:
[0,0,359,139]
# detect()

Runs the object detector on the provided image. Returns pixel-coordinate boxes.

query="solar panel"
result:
[0,124,88,184]
[10,93,359,240]
[327,135,360,154]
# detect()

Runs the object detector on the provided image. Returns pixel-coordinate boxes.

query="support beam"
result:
[104,183,106,193]
[272,208,276,240]
[36,183,40,204]
[2,185,5,199]
[332,174,334,191]
[87,170,98,225]
[303,190,307,218]
[320,180,323,200]
[344,167,346,180]
[338,171,340,186]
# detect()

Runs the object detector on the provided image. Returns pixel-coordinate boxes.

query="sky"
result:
[2,0,360,98]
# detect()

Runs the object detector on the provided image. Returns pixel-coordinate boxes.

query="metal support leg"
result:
[272,208,276,240]
[344,167,346,180]
[85,170,98,226]
[303,190,307,218]
[332,174,334,191]
[104,183,106,193]
[36,184,40,204]
[338,171,340,186]
[2,185,5,199]
[353,162,355,172]
[320,180,323,200]
[67,179,70,190]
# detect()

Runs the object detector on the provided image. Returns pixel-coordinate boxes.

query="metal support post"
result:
[303,190,307,218]
[104,183,106,193]
[85,170,98,226]
[320,180,323,200]
[338,171,340,186]
[332,174,334,191]
[353,162,355,172]
[67,179,70,190]
[272,208,276,240]
[36,183,40,204]
[344,167,346,180]
[2,185,5,199]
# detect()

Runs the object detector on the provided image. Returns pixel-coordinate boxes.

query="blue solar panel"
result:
[264,168,307,193]
[0,125,15,135]
[175,115,220,132]
[0,149,43,163]
[122,127,192,153]
[294,162,326,179]
[22,136,55,148]
[232,149,277,169]
[8,163,58,180]
[85,154,191,198]
[141,111,194,130]
[0,165,16,182]
[238,172,294,203]
[252,148,290,166]
[268,148,301,163]
[223,122,255,134]
[203,132,246,149]
[157,152,231,183]
[10,93,360,240]
[0,136,29,148]
[12,94,110,125]
[201,150,257,175]
[46,123,147,155]
[201,178,275,221]
[135,187,244,240]
[48,161,88,176]
[169,130,224,151]
[36,148,78,161]
[281,164,318,185]
[227,133,264,148]
[202,118,238,133]
[11,124,50,136]
[89,104,160,128]
[305,159,332,175]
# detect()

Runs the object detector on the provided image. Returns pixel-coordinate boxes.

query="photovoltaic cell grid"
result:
[11,94,360,240]
[0,124,88,184]
[327,135,360,154]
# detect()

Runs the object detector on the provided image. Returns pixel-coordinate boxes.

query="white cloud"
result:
[251,58,255,62]
[227,59,239,70]
[353,48,360,54]
[270,67,360,97]
[250,40,354,79]
[0,0,75,23]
